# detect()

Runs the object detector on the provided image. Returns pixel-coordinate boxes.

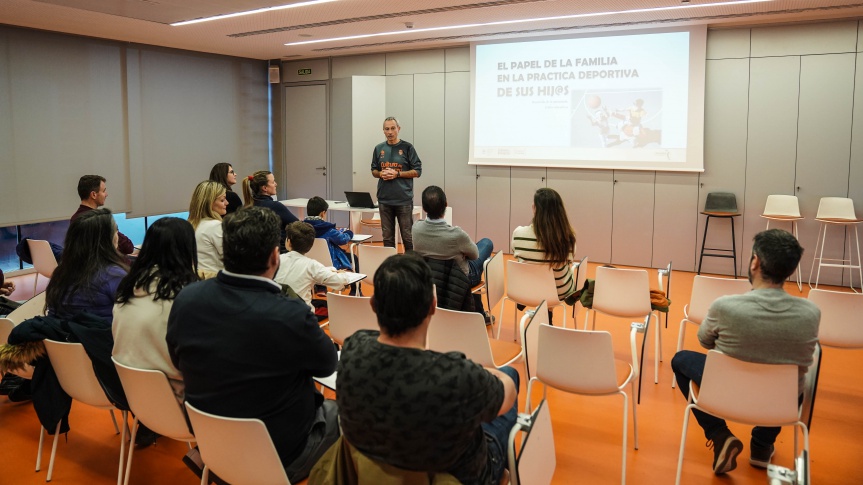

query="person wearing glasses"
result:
[208,163,242,214]
[371,116,422,251]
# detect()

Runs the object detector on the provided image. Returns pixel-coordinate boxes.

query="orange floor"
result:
[2,264,862,484]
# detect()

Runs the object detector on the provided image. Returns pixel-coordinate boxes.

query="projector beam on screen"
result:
[469,26,706,172]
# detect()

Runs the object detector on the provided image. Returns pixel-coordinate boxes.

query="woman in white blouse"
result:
[188,180,228,274]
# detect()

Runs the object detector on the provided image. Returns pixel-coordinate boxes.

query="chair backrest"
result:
[184,401,290,485]
[593,266,651,318]
[536,324,622,395]
[43,339,113,408]
[808,289,863,348]
[357,245,397,286]
[704,192,738,212]
[327,293,377,345]
[484,251,505,313]
[686,276,751,324]
[6,291,47,324]
[27,239,58,278]
[696,350,799,426]
[573,256,589,294]
[427,307,494,367]
[815,197,857,220]
[506,261,559,308]
[799,343,822,430]
[763,194,802,218]
[306,238,334,267]
[0,318,13,345]
[112,358,194,441]
[521,300,547,381]
[510,399,556,485]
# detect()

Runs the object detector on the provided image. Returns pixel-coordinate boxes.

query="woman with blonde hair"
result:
[512,188,579,306]
[242,170,298,252]
[188,180,227,273]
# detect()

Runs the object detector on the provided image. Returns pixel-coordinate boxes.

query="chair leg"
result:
[117,411,128,485]
[697,216,710,275]
[672,320,687,389]
[201,465,210,485]
[675,405,694,485]
[36,426,46,472]
[620,390,628,485]
[47,421,61,482]
[654,313,660,384]
[33,273,38,300]
[854,226,862,293]
[123,417,140,485]
[109,409,120,434]
[630,381,639,450]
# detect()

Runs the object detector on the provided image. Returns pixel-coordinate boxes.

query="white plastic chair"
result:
[42,340,126,485]
[520,300,548,382]
[570,256,589,325]
[184,401,291,485]
[762,195,804,290]
[483,251,505,336]
[0,318,12,345]
[6,291,47,324]
[675,350,808,485]
[808,289,863,348]
[672,276,751,388]
[112,358,196,485]
[808,197,863,292]
[499,260,566,340]
[527,325,637,485]
[27,240,58,296]
[356,244,397,290]
[427,307,522,368]
[586,266,661,399]
[306,238,335,267]
[327,293,377,346]
[507,399,555,485]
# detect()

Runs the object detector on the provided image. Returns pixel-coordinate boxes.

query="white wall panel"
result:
[509,168,546,252]
[331,54,385,78]
[698,58,750,276]
[751,21,857,57]
[612,171,655,267]
[476,166,512,251]
[385,75,415,144]
[444,72,477,238]
[741,56,800,275]
[652,172,699,271]
[386,50,445,75]
[796,53,856,287]
[445,47,470,72]
[413,73,446,206]
[706,28,750,59]
[548,169,613,264]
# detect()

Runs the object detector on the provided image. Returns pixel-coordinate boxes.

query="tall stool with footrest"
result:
[698,192,741,278]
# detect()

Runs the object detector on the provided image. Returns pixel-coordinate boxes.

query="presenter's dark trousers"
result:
[379,203,413,251]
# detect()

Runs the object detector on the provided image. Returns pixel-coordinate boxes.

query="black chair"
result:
[698,192,741,277]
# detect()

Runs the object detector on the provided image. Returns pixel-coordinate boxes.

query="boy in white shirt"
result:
[275,221,356,309]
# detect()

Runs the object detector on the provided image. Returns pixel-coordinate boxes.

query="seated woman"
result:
[188,180,228,274]
[511,188,579,316]
[242,170,298,252]
[46,209,129,320]
[208,162,242,214]
[112,217,199,403]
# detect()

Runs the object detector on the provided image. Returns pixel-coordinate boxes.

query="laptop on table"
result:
[344,192,377,209]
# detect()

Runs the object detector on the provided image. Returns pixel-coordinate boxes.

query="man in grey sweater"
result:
[672,229,820,476]
[412,185,494,320]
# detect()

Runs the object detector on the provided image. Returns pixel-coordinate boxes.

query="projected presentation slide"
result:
[471,29,704,171]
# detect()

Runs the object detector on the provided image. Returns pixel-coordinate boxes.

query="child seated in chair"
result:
[304,196,357,272]
[275,221,356,309]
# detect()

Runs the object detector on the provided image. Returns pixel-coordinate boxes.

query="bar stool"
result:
[697,192,741,278]
[808,197,863,293]
[761,194,804,291]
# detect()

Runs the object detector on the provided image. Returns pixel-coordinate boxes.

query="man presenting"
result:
[167,207,339,483]
[371,116,422,251]
[336,254,518,484]
[671,229,820,476]
[71,175,135,255]
[413,185,494,320]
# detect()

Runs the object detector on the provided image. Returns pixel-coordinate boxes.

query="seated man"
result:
[275,221,357,309]
[71,175,135,255]
[672,229,820,475]
[412,185,494,320]
[166,207,339,483]
[336,253,518,484]
[303,196,356,271]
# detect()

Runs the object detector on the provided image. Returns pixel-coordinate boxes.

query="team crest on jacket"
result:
[379,150,385,159]
[398,150,403,156]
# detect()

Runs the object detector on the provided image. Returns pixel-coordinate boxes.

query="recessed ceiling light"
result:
[285,0,770,46]
[171,0,338,27]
